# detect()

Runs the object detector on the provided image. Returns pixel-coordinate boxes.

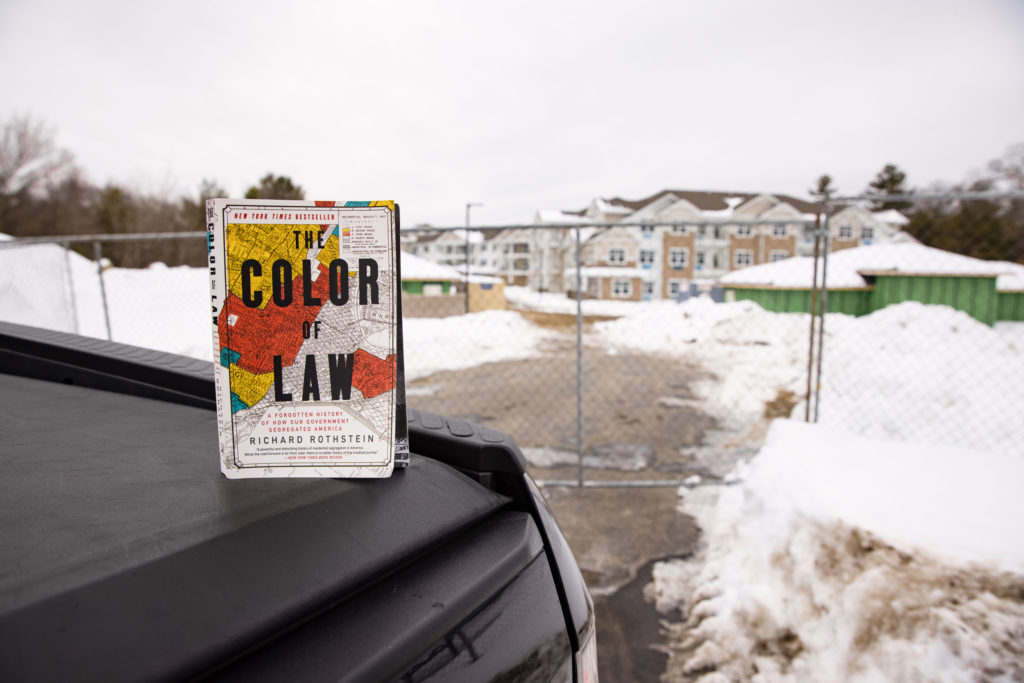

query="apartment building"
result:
[402,190,905,301]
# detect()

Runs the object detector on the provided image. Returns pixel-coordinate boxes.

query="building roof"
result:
[399,250,464,281]
[720,243,1024,291]
[597,189,821,216]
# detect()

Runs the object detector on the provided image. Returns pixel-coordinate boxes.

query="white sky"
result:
[1,0,1022,227]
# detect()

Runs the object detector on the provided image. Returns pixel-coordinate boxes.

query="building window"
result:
[641,223,654,237]
[714,225,721,239]
[713,253,720,268]
[696,251,706,268]
[514,258,529,271]
[773,223,787,238]
[697,224,706,238]
[862,226,874,241]
[770,250,789,262]
[642,281,655,298]
[803,225,816,242]
[668,279,685,297]
[639,249,655,266]
[839,225,853,239]
[612,279,632,297]
[608,248,626,264]
[513,243,529,253]
[671,224,687,234]
[735,249,753,267]
[669,248,688,269]
[736,224,752,237]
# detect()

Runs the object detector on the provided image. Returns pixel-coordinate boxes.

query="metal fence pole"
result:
[92,240,112,341]
[813,206,831,422]
[62,242,80,335]
[575,226,584,488]
[804,219,821,421]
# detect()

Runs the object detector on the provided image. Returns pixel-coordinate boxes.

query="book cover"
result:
[207,198,403,478]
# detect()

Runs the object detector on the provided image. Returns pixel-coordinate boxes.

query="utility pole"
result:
[464,202,482,313]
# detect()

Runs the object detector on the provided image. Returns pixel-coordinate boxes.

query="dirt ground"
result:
[408,337,722,681]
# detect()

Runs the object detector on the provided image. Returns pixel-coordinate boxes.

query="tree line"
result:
[0,116,304,267]
[3,115,1022,267]
[815,147,1024,264]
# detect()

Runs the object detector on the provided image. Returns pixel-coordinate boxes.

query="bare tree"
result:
[0,115,74,196]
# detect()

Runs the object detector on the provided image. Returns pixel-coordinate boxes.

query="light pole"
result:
[464,202,482,313]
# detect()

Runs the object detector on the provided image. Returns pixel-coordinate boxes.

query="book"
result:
[207,198,406,478]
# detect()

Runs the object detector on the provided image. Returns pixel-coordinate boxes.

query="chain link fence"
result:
[807,192,1024,456]
[2,191,1022,484]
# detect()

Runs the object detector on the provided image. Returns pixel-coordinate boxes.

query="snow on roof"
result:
[871,209,909,226]
[994,262,1024,291]
[535,209,582,224]
[721,243,1021,289]
[399,250,464,281]
[594,198,632,215]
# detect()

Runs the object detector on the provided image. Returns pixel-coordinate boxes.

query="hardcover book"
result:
[207,198,407,478]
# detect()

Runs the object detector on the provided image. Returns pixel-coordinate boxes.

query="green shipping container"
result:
[869,275,999,325]
[728,287,872,316]
[997,291,1024,322]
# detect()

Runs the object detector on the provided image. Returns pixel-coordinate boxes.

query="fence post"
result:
[92,240,112,341]
[813,206,831,422]
[804,218,821,421]
[62,242,80,335]
[575,225,584,487]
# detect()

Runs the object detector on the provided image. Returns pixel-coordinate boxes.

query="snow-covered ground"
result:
[3,242,1023,680]
[0,243,558,380]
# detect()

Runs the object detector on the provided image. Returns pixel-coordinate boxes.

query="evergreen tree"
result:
[245,173,303,200]
[866,164,910,211]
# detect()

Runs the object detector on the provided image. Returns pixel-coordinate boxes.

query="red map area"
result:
[352,350,396,399]
[219,263,331,374]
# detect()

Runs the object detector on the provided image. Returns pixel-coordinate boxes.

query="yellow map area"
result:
[369,200,395,210]
[316,232,355,276]
[225,223,321,309]
[230,365,276,407]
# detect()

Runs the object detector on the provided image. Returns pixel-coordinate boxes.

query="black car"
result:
[0,322,598,682]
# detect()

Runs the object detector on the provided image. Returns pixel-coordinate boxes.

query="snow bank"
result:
[402,309,558,381]
[653,420,1024,682]
[0,244,558,380]
[0,242,107,338]
[504,285,648,316]
[595,298,1024,455]
[820,302,1024,453]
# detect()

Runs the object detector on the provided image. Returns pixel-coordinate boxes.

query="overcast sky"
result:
[1,0,1022,226]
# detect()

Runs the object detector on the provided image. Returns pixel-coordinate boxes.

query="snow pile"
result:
[652,420,1024,682]
[402,309,557,381]
[820,302,1024,453]
[102,263,212,360]
[594,298,1024,455]
[504,285,646,317]
[0,243,559,380]
[0,241,107,338]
